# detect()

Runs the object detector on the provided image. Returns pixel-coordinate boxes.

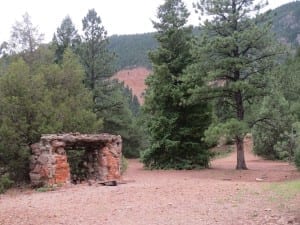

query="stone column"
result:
[98,136,122,181]
[51,140,70,185]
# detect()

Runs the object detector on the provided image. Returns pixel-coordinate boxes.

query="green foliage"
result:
[272,1,300,46]
[121,155,128,174]
[0,48,101,183]
[67,148,87,181]
[10,13,44,54]
[142,0,211,169]
[252,51,300,161]
[268,180,300,201]
[295,147,300,170]
[212,146,233,159]
[252,91,296,160]
[108,33,157,70]
[35,185,56,192]
[186,0,280,169]
[52,16,81,64]
[205,119,248,147]
[106,1,300,72]
[122,85,141,116]
[0,175,14,194]
[98,81,144,158]
[0,58,45,180]
[77,9,146,158]
[80,8,115,90]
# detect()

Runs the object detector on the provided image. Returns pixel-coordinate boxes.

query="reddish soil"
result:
[113,67,150,104]
[1,138,299,225]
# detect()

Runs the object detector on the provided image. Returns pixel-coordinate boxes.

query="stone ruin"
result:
[29,133,122,187]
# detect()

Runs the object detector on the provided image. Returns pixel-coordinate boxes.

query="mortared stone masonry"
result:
[29,133,122,186]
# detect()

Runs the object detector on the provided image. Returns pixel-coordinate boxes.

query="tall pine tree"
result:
[79,9,144,158]
[9,13,44,66]
[142,0,211,169]
[80,9,114,90]
[189,0,279,169]
[52,16,81,64]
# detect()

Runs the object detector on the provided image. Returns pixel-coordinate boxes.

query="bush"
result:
[295,148,300,170]
[121,156,128,174]
[0,175,14,194]
[252,93,296,160]
[35,185,56,192]
[141,145,211,170]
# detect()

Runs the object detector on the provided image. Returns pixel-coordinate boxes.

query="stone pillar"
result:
[29,140,70,187]
[29,142,55,187]
[51,140,70,185]
[98,137,122,181]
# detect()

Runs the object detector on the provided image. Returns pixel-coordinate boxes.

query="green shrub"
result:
[0,175,14,194]
[121,155,128,174]
[141,145,211,170]
[252,93,296,160]
[295,148,300,170]
[35,185,56,192]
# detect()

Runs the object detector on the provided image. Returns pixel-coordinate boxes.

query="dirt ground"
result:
[1,138,300,225]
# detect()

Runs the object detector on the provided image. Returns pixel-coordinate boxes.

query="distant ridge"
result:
[111,2,300,103]
[271,1,300,46]
[109,2,300,72]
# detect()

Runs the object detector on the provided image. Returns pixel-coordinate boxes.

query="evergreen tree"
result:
[10,13,44,54]
[122,85,141,116]
[42,48,102,133]
[80,9,114,90]
[80,9,116,119]
[252,51,300,162]
[131,95,140,117]
[142,0,211,169]
[252,91,296,160]
[0,58,43,181]
[9,12,44,65]
[52,16,81,64]
[102,81,144,158]
[79,9,145,157]
[189,0,279,169]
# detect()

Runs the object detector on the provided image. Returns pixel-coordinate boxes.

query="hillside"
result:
[272,1,300,45]
[113,67,151,104]
[109,2,300,72]
[108,33,157,71]
[111,2,300,103]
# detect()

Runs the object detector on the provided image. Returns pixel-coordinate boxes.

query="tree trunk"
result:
[234,90,247,170]
[236,135,247,170]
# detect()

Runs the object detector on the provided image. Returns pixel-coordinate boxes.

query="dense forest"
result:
[108,33,157,70]
[0,0,300,192]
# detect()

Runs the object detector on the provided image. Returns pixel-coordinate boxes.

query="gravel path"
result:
[1,139,300,225]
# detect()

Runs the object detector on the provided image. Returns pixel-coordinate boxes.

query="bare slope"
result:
[113,67,150,104]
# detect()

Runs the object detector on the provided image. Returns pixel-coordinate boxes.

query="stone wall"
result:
[29,133,122,187]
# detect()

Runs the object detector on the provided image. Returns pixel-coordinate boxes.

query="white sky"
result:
[0,0,294,43]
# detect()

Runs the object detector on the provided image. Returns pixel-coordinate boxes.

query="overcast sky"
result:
[0,0,294,43]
